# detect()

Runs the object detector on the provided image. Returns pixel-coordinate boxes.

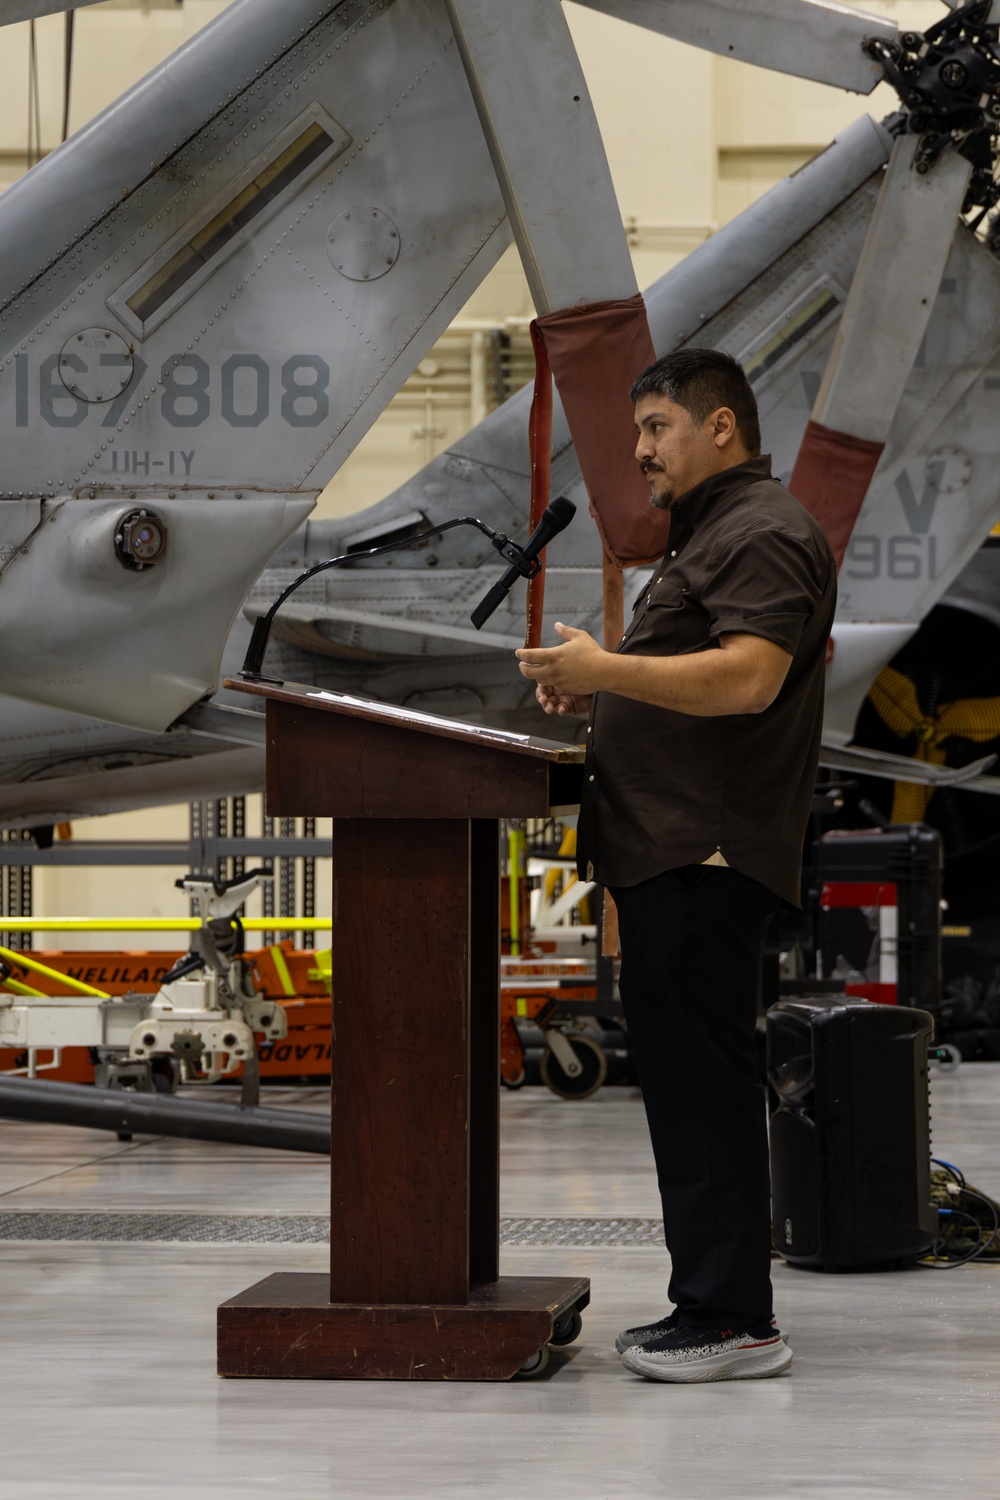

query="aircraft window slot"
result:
[739,282,842,387]
[344,512,434,556]
[126,124,333,326]
[111,108,351,336]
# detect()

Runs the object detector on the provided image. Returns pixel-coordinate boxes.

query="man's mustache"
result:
[640,461,664,476]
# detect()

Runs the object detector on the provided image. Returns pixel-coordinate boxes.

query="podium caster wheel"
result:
[515,1345,550,1379]
[501,1071,526,1090]
[550,1306,583,1346]
[541,1033,607,1100]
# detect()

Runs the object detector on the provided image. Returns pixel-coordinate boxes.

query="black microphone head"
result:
[545,495,576,529]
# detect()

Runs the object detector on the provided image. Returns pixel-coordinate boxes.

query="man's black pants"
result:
[610,864,780,1331]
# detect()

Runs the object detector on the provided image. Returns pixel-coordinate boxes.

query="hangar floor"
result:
[0,1065,998,1500]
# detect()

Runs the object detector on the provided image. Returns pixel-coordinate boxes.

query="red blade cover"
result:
[787,418,885,569]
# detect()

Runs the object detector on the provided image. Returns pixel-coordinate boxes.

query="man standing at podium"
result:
[516,348,836,1384]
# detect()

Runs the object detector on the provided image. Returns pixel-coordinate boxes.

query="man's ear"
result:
[713,406,739,450]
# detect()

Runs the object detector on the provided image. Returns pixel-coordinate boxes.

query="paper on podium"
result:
[307,690,532,743]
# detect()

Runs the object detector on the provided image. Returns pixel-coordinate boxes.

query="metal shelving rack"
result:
[0,799,325,949]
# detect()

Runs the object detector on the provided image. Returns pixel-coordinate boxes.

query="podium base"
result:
[218,1272,591,1381]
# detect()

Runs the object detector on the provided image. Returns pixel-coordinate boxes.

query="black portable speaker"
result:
[768,997,937,1270]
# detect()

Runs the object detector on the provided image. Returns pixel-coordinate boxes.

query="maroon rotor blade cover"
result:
[788,418,885,569]
[524,295,671,648]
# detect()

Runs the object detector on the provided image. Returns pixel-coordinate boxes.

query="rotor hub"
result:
[864,1,1000,219]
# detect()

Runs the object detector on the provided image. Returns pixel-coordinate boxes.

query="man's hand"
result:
[516,623,607,706]
[519,623,793,719]
[533,683,593,717]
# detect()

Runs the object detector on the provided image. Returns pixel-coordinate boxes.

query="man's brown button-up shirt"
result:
[576,455,837,908]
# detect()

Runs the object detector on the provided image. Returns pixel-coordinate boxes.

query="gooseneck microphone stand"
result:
[238,504,572,682]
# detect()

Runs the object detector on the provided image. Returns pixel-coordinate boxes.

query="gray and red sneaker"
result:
[620,1322,793,1383]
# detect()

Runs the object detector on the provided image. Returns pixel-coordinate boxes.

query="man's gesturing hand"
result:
[516,622,605,713]
[519,621,794,720]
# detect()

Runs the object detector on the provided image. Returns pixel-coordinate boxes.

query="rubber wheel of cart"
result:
[540,1033,607,1100]
[550,1306,584,1346]
[515,1344,550,1379]
[151,1057,180,1094]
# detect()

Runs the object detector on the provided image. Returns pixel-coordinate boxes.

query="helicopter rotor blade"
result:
[573,0,897,95]
[789,131,972,564]
[0,0,104,25]
[445,0,638,312]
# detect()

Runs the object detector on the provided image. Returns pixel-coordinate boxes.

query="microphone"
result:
[470,495,576,630]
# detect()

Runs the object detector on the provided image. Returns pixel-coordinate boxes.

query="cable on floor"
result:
[918,1161,1000,1268]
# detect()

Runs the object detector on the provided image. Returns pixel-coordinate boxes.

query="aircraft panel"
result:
[0,0,515,732]
[0,0,509,496]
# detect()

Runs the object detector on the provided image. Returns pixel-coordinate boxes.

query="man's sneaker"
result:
[620,1323,792,1384]
[614,1310,680,1354]
[615,1312,786,1354]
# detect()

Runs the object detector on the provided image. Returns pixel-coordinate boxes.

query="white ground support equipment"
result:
[0,870,286,1106]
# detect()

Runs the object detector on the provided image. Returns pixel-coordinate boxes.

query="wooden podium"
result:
[216,680,589,1381]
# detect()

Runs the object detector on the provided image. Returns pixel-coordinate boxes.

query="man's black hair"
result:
[630,348,762,456]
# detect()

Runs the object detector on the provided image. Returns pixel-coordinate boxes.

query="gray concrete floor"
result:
[0,1066,998,1500]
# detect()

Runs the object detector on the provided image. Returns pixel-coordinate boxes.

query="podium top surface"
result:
[225,678,585,765]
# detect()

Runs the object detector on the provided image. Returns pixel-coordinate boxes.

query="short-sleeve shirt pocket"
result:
[636,579,710,657]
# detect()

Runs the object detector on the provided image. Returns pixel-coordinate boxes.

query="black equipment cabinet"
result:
[815,824,943,1020]
[768,997,937,1270]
